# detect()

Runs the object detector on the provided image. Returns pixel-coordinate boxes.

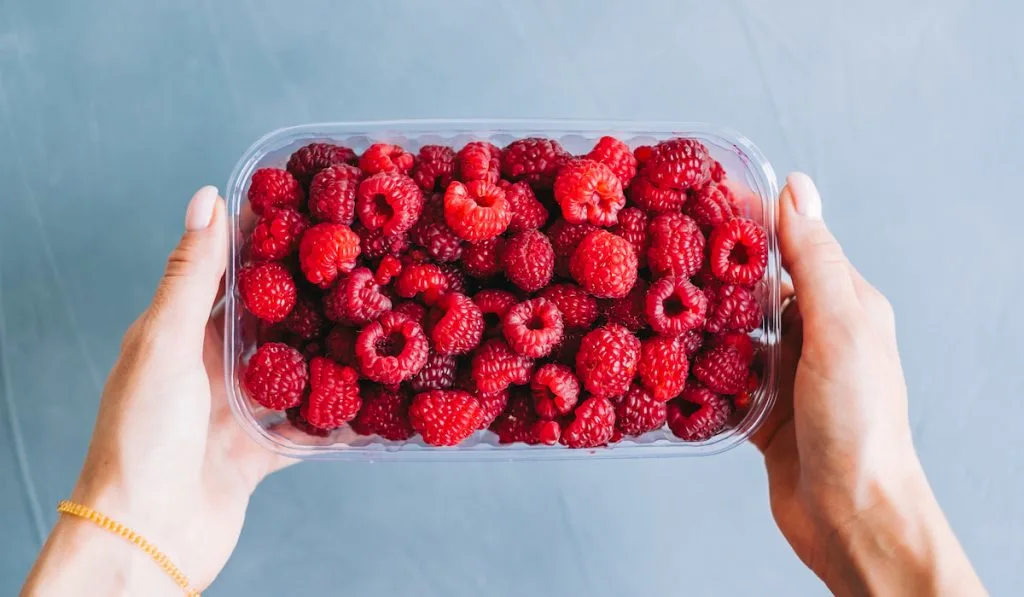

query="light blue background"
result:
[2,1,1022,595]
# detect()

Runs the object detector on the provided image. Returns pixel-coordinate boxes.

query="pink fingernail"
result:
[185,186,218,231]
[786,172,822,220]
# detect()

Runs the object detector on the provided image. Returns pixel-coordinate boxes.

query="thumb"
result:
[778,172,859,322]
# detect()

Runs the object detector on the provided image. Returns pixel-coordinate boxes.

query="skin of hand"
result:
[22,186,292,596]
[751,173,986,596]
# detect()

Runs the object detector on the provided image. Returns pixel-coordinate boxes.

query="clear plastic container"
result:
[225,120,781,460]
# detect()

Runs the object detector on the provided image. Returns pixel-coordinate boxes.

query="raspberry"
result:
[647,212,705,279]
[309,164,361,225]
[471,338,533,394]
[638,336,689,401]
[242,342,307,410]
[323,267,391,325]
[238,262,297,322]
[733,370,760,410]
[553,159,626,226]
[298,223,361,288]
[374,255,403,285]
[399,247,431,267]
[602,279,648,332]
[501,230,554,292]
[443,180,512,241]
[473,289,517,338]
[708,218,769,286]
[286,406,330,437]
[552,328,585,366]
[703,283,762,333]
[633,145,654,166]
[614,385,667,436]
[710,160,726,183]
[248,168,304,215]
[575,324,641,398]
[680,329,704,357]
[537,283,598,329]
[391,301,428,329]
[692,343,751,394]
[628,176,689,213]
[586,136,638,188]
[489,390,544,444]
[408,193,463,262]
[475,387,509,430]
[395,263,450,305]
[324,325,358,367]
[301,357,362,429]
[608,207,649,267]
[350,385,415,441]
[569,230,638,299]
[560,396,616,448]
[499,180,549,233]
[685,182,737,230]
[409,390,483,446]
[641,138,712,190]
[356,312,430,384]
[530,363,580,419]
[282,295,326,340]
[461,237,505,279]
[409,351,458,392]
[411,145,456,192]
[501,137,569,189]
[359,143,415,175]
[645,277,708,336]
[426,292,484,355]
[287,143,357,184]
[437,262,469,295]
[667,383,732,441]
[250,209,310,261]
[354,223,409,259]
[456,141,502,184]
[356,172,424,237]
[708,331,756,363]
[547,219,597,278]
[501,298,564,358]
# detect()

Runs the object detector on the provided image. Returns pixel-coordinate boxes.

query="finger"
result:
[750,290,802,453]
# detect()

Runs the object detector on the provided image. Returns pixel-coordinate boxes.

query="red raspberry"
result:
[692,343,751,394]
[426,292,484,355]
[710,160,726,183]
[409,390,483,446]
[615,384,667,436]
[537,283,598,329]
[501,137,570,188]
[647,212,705,279]
[282,296,326,340]
[569,230,638,299]
[708,331,756,363]
[437,262,469,295]
[456,141,502,184]
[628,176,688,213]
[359,143,415,176]
[238,262,297,322]
[308,164,361,225]
[301,357,361,429]
[356,172,424,237]
[489,390,546,445]
[249,209,310,262]
[356,312,430,384]
[324,325,358,367]
[531,363,580,419]
[391,301,429,329]
[475,387,509,430]
[501,298,564,358]
[608,207,649,267]
[354,223,409,259]
[298,223,361,288]
[242,342,307,410]
[323,267,391,325]
[552,328,586,367]
[685,182,737,230]
[499,180,549,233]
[287,142,357,184]
[667,383,732,441]
[554,159,626,226]
[703,283,762,333]
[409,193,463,262]
[680,329,704,357]
[586,136,638,188]
[501,230,554,293]
[350,385,415,441]
[560,396,616,448]
[575,324,641,398]
[409,351,458,392]
[633,144,654,166]
[411,145,456,192]
[602,279,648,331]
[443,180,512,241]
[461,237,505,279]
[286,406,330,437]
[733,370,760,410]
[547,219,597,278]
[708,218,769,286]
[638,336,689,402]
[645,277,708,336]
[395,263,450,305]
[471,338,533,394]
[473,289,517,338]
[374,255,403,285]
[641,138,712,190]
[399,247,431,267]
[248,168,304,215]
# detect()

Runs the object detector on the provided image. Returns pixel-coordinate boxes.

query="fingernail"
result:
[185,186,219,231]
[786,172,822,220]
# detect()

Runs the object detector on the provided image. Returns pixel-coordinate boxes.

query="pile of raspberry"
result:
[237,136,768,449]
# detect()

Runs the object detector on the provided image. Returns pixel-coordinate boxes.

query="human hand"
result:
[753,173,985,595]
[23,186,292,595]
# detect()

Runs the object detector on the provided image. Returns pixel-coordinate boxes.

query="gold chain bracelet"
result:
[56,500,201,597]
